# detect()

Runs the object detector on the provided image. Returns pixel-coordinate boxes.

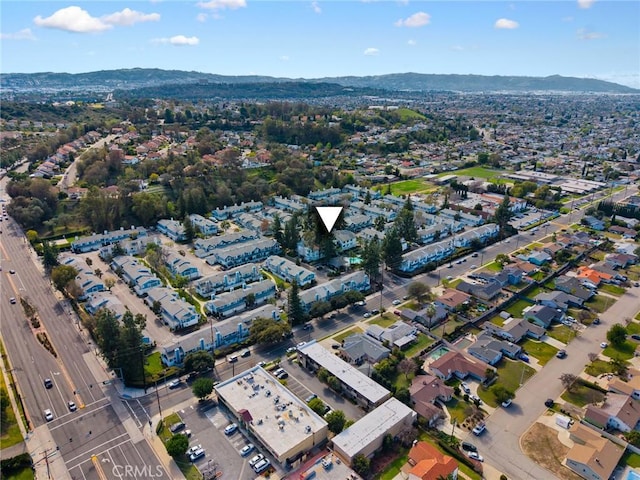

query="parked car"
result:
[253,458,271,474]
[227,355,238,363]
[305,394,318,403]
[600,342,608,348]
[224,423,238,435]
[544,398,555,408]
[593,317,601,325]
[170,422,186,433]
[519,353,529,363]
[189,448,205,462]
[461,442,477,452]
[363,313,371,318]
[240,444,255,457]
[556,350,567,359]
[168,379,182,389]
[501,398,512,408]
[276,370,288,380]
[468,451,484,462]
[460,382,471,394]
[356,301,366,306]
[392,299,401,305]
[470,394,482,404]
[240,349,251,357]
[187,445,203,456]
[472,423,486,436]
[249,453,265,467]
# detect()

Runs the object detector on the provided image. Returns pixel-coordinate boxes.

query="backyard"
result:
[477,359,535,407]
[404,333,435,358]
[521,338,558,366]
[505,299,533,317]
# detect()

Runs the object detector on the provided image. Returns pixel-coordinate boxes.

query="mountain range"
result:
[2,68,637,96]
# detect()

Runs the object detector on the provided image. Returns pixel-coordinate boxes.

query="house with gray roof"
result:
[188,213,218,237]
[456,279,502,301]
[195,230,260,259]
[366,321,417,349]
[399,240,456,273]
[263,255,316,287]
[273,196,307,213]
[212,201,263,221]
[484,317,545,343]
[214,238,281,269]
[165,252,201,281]
[523,304,559,328]
[85,292,127,318]
[75,271,105,300]
[554,276,594,302]
[144,287,200,330]
[467,332,522,366]
[71,227,148,253]
[340,334,390,364]
[204,279,276,317]
[157,219,186,242]
[299,271,370,311]
[194,263,262,298]
[534,290,583,310]
[399,304,448,328]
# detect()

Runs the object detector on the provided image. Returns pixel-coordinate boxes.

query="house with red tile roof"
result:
[429,351,495,382]
[405,441,459,480]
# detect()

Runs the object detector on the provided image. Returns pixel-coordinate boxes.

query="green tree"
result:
[165,433,189,458]
[352,454,371,476]
[192,377,214,400]
[307,398,327,416]
[493,195,514,239]
[395,387,411,405]
[26,230,38,244]
[248,317,291,344]
[607,324,627,348]
[609,357,629,377]
[325,410,346,434]
[272,214,284,249]
[491,385,515,404]
[118,311,145,384]
[95,309,121,369]
[41,240,59,271]
[407,281,430,304]
[361,237,381,281]
[183,216,195,243]
[288,280,306,326]
[395,197,417,243]
[383,227,403,270]
[51,265,78,292]
[374,215,386,232]
[624,430,640,447]
[184,351,215,373]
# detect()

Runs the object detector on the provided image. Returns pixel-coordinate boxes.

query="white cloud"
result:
[34,6,112,33]
[450,45,464,51]
[407,39,416,46]
[196,0,246,10]
[494,18,519,29]
[280,55,290,61]
[562,16,574,22]
[196,13,208,22]
[311,1,321,14]
[34,6,160,33]
[153,35,200,46]
[364,47,379,56]
[102,8,160,26]
[577,0,595,9]
[577,28,606,40]
[0,28,36,41]
[395,11,430,28]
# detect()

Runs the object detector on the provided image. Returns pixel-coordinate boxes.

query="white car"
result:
[468,451,484,462]
[249,453,265,467]
[600,342,608,348]
[501,398,512,408]
[67,401,77,412]
[240,443,255,457]
[44,409,54,422]
[472,423,486,436]
[187,444,203,456]
[460,382,471,394]
[470,394,482,404]
[224,423,238,435]
[189,448,205,462]
[392,299,401,305]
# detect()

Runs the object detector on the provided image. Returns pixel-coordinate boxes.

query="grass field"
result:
[599,284,626,296]
[438,166,506,181]
[382,178,435,196]
[546,325,577,344]
[4,468,35,480]
[333,327,364,343]
[477,359,535,407]
[0,347,23,450]
[483,261,502,272]
[603,341,636,361]
[585,359,612,377]
[505,299,533,317]
[586,294,615,313]
[369,315,400,328]
[394,108,426,122]
[623,451,640,468]
[521,338,558,366]
[561,381,605,407]
[404,333,435,358]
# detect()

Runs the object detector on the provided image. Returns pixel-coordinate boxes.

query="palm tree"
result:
[425,304,436,331]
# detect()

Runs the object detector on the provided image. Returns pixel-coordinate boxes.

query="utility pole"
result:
[44,449,51,479]
[379,261,385,314]
[155,377,163,424]
[139,346,147,393]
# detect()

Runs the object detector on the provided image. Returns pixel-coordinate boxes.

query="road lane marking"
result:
[64,433,128,465]
[49,401,111,430]
[91,455,109,480]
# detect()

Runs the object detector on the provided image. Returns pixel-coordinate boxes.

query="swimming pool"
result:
[627,469,640,480]
[428,347,450,361]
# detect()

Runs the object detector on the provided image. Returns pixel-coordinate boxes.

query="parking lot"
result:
[173,401,263,480]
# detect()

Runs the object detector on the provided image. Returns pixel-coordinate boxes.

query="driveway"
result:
[465,283,640,479]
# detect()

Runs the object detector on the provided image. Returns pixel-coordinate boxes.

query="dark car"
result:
[169,422,186,433]
[461,442,477,453]
[544,398,554,408]
[556,350,567,359]
[44,378,53,389]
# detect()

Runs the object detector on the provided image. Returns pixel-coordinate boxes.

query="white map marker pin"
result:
[316,206,343,233]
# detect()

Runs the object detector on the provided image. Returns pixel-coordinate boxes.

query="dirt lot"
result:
[521,423,583,480]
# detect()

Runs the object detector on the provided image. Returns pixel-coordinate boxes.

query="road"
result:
[58,134,118,191]
[0,176,168,480]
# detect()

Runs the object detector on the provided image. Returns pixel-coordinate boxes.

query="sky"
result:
[1,1,639,88]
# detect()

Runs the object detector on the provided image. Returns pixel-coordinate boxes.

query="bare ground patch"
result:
[521,423,583,480]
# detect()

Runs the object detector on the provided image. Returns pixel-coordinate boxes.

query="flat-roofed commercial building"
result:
[297,341,391,410]
[214,366,328,466]
[332,397,416,465]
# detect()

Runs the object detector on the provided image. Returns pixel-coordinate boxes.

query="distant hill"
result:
[1,68,637,95]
